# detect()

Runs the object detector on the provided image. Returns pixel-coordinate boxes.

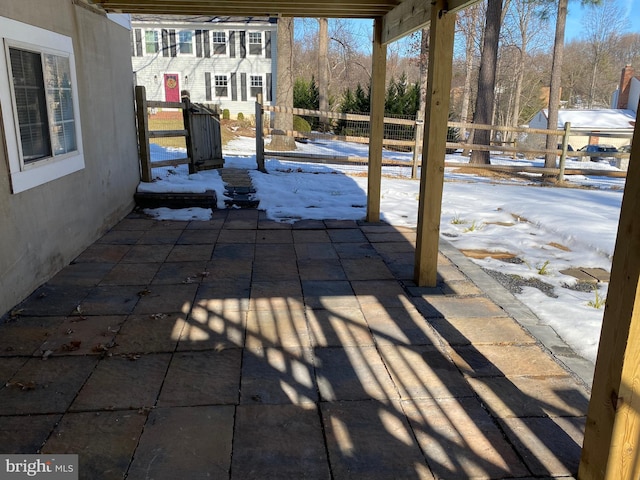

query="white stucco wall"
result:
[0,0,140,316]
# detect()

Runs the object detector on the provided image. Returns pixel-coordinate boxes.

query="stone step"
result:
[134,190,217,210]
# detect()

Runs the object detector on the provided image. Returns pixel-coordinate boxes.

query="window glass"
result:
[215,75,228,97]
[145,30,159,54]
[179,30,193,54]
[248,32,262,55]
[250,75,262,97]
[212,31,226,55]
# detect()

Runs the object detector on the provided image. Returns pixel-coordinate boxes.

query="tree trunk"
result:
[318,18,329,131]
[269,17,296,151]
[544,0,568,172]
[470,0,502,165]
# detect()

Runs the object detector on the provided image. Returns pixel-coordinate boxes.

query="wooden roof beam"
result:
[382,0,480,44]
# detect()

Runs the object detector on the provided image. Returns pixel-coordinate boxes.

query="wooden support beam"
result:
[366,17,386,223]
[579,107,640,480]
[135,85,152,182]
[413,0,455,287]
[382,0,479,44]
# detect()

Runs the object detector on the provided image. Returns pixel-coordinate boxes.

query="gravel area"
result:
[481,268,558,298]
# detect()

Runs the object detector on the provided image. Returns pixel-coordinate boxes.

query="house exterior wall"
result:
[130,16,277,119]
[0,0,140,316]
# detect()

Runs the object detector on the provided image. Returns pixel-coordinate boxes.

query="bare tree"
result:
[470,0,503,165]
[269,17,296,150]
[581,0,627,108]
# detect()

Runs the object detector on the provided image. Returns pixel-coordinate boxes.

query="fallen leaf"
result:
[59,341,81,352]
[137,288,151,297]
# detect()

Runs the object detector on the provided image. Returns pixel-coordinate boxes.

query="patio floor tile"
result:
[39,315,125,356]
[0,316,66,356]
[0,414,61,454]
[113,313,184,353]
[128,406,235,480]
[157,349,242,407]
[70,353,171,411]
[42,410,146,479]
[231,404,330,480]
[428,316,537,345]
[246,308,311,349]
[321,400,432,479]
[179,307,246,350]
[132,284,198,315]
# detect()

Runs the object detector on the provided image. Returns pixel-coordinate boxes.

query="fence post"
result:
[182,95,196,174]
[135,86,152,182]
[255,93,265,172]
[558,122,571,182]
[412,112,424,179]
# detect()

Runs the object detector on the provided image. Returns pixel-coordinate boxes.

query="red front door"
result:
[164,74,180,102]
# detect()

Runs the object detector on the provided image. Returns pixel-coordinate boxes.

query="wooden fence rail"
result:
[256,99,632,180]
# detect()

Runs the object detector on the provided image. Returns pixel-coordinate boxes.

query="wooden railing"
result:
[255,97,632,180]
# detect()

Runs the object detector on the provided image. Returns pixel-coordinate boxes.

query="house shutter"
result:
[203,30,210,58]
[162,29,169,57]
[240,73,247,101]
[230,73,237,101]
[169,29,177,57]
[134,29,143,56]
[265,31,272,59]
[205,72,212,101]
[196,30,203,57]
[239,31,246,58]
[266,73,272,101]
[229,31,236,58]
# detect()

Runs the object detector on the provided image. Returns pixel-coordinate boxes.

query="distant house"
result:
[528,108,635,150]
[130,15,277,118]
[0,1,140,316]
[611,64,640,115]
[529,65,638,151]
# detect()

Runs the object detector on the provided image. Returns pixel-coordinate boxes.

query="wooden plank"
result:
[381,0,430,45]
[148,129,188,138]
[414,0,455,287]
[449,121,565,136]
[146,100,184,109]
[263,128,414,147]
[263,104,416,126]
[579,112,640,480]
[150,158,190,168]
[135,86,152,183]
[256,94,265,172]
[366,18,386,222]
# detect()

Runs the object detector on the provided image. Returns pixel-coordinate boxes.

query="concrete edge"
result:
[438,237,595,390]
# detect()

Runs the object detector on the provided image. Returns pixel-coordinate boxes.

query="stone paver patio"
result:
[0,209,590,479]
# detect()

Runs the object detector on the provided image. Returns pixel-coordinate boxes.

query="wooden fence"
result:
[255,97,631,181]
[135,85,223,182]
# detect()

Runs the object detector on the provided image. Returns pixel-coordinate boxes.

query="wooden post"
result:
[255,93,266,172]
[558,122,571,182]
[135,86,152,182]
[414,0,456,287]
[182,95,195,174]
[412,112,424,179]
[579,107,640,480]
[366,18,386,222]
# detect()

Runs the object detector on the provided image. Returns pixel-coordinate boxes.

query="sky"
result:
[139,136,628,382]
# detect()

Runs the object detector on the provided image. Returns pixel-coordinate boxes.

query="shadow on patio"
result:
[0,208,589,479]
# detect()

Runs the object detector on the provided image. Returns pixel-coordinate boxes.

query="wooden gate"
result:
[135,85,224,182]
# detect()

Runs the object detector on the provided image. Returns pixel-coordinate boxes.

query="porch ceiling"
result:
[88,0,479,44]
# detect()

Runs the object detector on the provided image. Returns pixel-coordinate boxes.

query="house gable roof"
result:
[537,108,636,131]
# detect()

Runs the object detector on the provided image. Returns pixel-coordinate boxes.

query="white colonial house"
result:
[130,15,277,117]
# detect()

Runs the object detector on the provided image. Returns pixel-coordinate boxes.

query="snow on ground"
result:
[138,137,628,366]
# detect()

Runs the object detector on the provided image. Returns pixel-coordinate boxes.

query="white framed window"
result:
[214,75,228,97]
[0,16,84,194]
[178,30,193,55]
[145,30,159,54]
[212,31,226,55]
[250,75,263,98]
[248,32,262,55]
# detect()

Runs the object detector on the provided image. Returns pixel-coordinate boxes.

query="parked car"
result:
[579,144,618,162]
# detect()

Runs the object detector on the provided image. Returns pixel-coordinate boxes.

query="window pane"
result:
[179,31,193,54]
[145,31,158,53]
[44,54,76,156]
[9,47,52,162]
[249,32,261,55]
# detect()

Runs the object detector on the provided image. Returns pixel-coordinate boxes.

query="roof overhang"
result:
[87,0,479,44]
